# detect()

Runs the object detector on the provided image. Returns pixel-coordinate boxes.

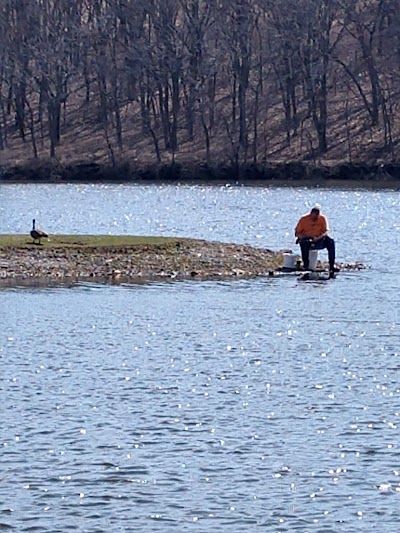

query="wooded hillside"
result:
[1,0,400,174]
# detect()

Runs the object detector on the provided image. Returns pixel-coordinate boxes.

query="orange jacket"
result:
[295,213,328,238]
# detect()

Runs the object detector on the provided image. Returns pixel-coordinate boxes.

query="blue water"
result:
[1,183,400,532]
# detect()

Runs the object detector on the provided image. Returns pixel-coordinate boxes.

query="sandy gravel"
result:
[0,240,365,283]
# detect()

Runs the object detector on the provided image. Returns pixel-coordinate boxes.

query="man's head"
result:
[310,204,321,220]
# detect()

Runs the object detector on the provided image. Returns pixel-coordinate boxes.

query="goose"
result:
[30,219,48,245]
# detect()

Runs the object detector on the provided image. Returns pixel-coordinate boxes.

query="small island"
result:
[0,234,365,285]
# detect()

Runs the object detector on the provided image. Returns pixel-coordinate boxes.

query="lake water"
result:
[1,183,400,532]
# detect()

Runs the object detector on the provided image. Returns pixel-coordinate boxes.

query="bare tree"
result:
[264,0,301,144]
[339,0,385,126]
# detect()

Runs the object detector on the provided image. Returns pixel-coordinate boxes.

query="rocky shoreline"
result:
[0,238,365,285]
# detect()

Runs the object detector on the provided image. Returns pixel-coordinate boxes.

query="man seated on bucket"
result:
[295,204,336,277]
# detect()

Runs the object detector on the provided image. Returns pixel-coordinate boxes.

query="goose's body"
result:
[30,219,48,244]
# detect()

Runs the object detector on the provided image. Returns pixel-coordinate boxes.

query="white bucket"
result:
[308,249,319,270]
[283,253,297,269]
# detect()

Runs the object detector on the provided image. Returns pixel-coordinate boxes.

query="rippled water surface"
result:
[1,183,400,532]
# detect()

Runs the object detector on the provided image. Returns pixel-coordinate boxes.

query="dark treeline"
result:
[1,0,400,170]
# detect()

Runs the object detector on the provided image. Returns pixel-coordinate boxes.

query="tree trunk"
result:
[365,54,380,126]
[200,102,211,164]
[139,74,151,134]
[0,89,5,150]
[208,73,216,131]
[15,77,26,141]
[231,72,237,132]
[158,81,171,149]
[48,98,61,158]
[149,124,162,162]
[26,99,38,158]
[171,70,180,152]
[238,56,249,150]
[97,48,108,124]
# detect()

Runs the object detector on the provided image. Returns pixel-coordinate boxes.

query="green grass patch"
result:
[0,234,188,250]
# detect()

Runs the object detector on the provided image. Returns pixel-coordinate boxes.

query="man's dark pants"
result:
[299,237,335,270]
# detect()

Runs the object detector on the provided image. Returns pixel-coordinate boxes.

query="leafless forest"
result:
[1,0,400,175]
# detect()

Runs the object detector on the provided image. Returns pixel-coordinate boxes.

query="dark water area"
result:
[1,183,400,531]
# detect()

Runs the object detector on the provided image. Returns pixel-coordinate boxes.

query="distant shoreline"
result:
[2,160,400,187]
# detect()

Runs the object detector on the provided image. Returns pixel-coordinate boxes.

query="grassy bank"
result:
[0,234,366,284]
[0,234,284,282]
[0,234,183,250]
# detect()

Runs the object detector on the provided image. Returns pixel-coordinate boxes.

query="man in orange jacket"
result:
[295,204,336,277]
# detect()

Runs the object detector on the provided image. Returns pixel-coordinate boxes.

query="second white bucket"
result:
[283,253,297,269]
[308,250,319,270]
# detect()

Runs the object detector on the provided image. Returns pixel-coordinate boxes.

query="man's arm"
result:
[295,218,308,241]
[312,231,328,242]
[312,216,329,242]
